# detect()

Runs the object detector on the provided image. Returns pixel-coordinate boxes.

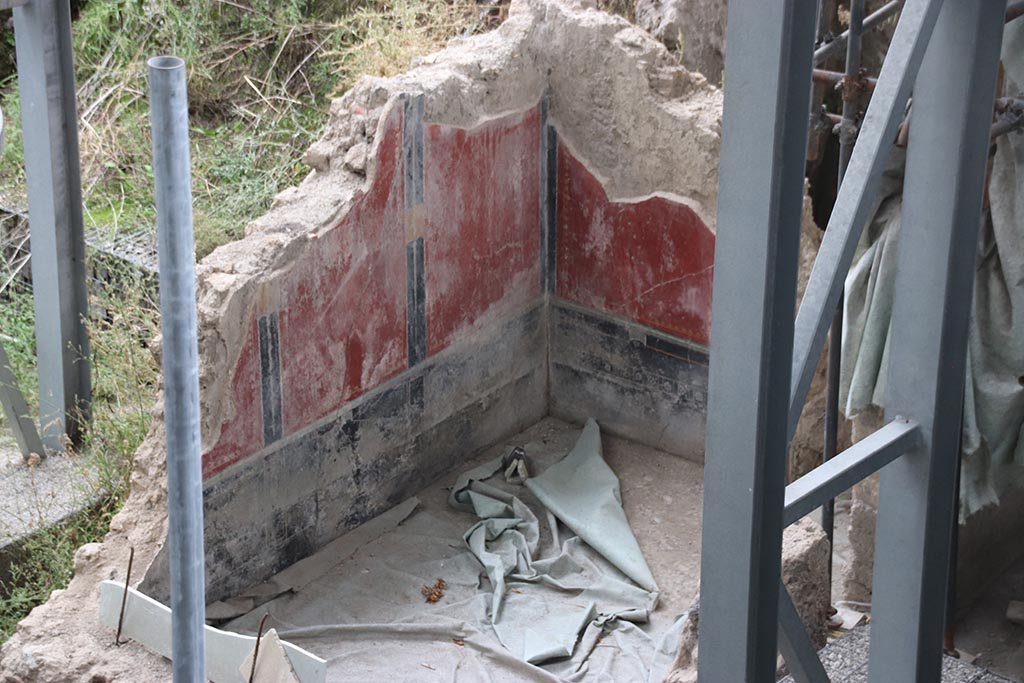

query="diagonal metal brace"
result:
[778,583,830,683]
[788,0,946,444]
[0,335,45,460]
[783,418,921,527]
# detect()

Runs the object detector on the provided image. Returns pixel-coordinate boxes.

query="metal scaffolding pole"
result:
[867,1,1005,680]
[823,0,865,591]
[789,0,944,443]
[696,0,817,680]
[13,0,91,450]
[814,0,903,65]
[149,56,206,683]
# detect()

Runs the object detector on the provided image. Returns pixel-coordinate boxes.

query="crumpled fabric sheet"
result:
[225,419,687,682]
[840,21,1024,516]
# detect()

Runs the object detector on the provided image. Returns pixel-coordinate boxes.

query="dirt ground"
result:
[955,555,1024,682]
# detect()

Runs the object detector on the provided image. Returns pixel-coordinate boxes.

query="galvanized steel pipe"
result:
[148,55,206,683]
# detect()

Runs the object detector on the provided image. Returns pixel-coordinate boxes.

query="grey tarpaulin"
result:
[224,419,688,682]
[525,420,659,593]
[840,21,1024,516]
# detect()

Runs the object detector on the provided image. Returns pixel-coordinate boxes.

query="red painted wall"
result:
[201,103,713,480]
[555,142,715,346]
[202,107,408,479]
[201,105,543,479]
[422,108,541,355]
[277,107,408,438]
[204,322,264,478]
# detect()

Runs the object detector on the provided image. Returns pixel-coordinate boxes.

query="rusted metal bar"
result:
[115,547,136,646]
[812,68,877,91]
[248,613,271,683]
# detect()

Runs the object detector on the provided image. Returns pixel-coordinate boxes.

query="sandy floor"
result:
[955,554,1024,682]
[225,415,707,627]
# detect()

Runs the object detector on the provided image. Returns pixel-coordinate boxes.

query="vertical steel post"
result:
[13,0,91,449]
[867,1,1005,680]
[149,56,206,683]
[696,0,817,680]
[823,0,865,586]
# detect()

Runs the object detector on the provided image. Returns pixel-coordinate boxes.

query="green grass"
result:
[0,504,113,643]
[0,267,160,642]
[65,0,489,259]
[0,0,493,644]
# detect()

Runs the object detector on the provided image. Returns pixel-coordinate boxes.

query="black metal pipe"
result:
[944,442,963,654]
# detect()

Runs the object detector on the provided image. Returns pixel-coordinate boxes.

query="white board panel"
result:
[98,580,326,683]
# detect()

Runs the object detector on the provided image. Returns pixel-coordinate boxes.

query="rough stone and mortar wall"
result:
[635,0,728,83]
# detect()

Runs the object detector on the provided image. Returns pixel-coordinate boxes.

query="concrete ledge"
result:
[0,444,105,589]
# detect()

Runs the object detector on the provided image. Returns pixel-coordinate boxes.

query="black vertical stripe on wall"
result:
[258,312,283,445]
[403,93,425,210]
[406,237,427,366]
[540,93,558,294]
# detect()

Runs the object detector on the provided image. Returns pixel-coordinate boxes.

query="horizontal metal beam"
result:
[783,418,921,526]
[777,583,830,683]
[788,0,944,444]
[814,0,904,65]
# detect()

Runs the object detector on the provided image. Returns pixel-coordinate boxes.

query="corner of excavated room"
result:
[0,1,831,681]
[147,0,731,606]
